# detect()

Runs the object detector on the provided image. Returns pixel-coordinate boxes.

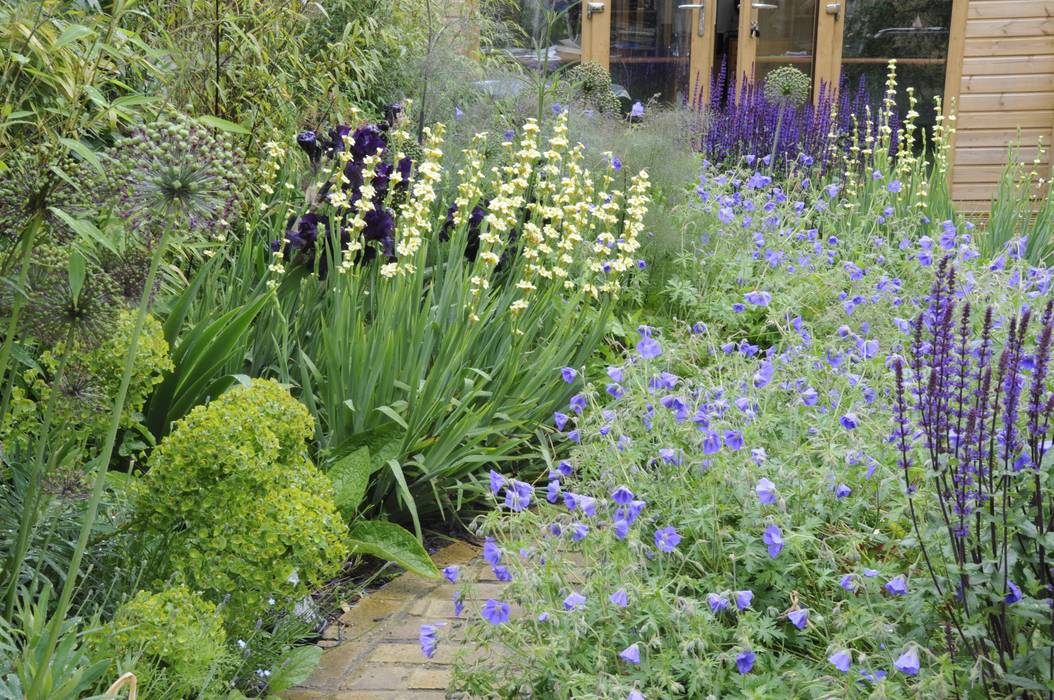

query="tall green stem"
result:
[770,102,785,174]
[0,216,42,421]
[28,230,171,699]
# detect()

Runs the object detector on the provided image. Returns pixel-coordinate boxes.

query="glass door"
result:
[581,0,714,104]
[753,0,818,82]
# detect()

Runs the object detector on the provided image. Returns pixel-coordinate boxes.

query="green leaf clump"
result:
[96,585,233,697]
[133,378,349,632]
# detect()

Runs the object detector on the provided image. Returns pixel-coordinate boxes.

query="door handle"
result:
[587,2,604,18]
[825,2,841,17]
[677,2,706,36]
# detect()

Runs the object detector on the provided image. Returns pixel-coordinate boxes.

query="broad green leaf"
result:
[347,520,438,579]
[268,645,322,694]
[198,115,251,135]
[328,446,371,520]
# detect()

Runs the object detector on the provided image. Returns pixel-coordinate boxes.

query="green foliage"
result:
[133,379,348,632]
[100,585,233,698]
[0,0,161,146]
[980,144,1054,264]
[30,310,171,446]
[128,0,426,137]
[0,586,109,700]
[346,520,439,579]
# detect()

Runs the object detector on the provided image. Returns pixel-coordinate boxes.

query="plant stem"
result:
[27,229,171,698]
[0,216,41,422]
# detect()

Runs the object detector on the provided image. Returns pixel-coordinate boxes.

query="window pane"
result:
[755,0,818,82]
[610,0,692,102]
[841,0,953,132]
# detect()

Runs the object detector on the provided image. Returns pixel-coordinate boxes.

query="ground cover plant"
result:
[435,76,1054,698]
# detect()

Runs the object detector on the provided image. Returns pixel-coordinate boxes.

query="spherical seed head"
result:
[104,111,246,240]
[763,66,812,108]
[22,245,121,348]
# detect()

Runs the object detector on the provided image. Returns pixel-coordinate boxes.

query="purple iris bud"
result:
[744,290,772,307]
[894,646,919,676]
[654,526,681,552]
[835,483,851,498]
[612,486,635,505]
[419,622,443,658]
[442,565,459,583]
[736,650,756,674]
[763,524,784,558]
[563,591,586,610]
[620,643,641,664]
[561,367,577,383]
[1005,581,1023,604]
[481,599,509,625]
[884,575,908,596]
[609,589,629,607]
[708,593,729,613]
[829,650,851,673]
[607,366,624,382]
[734,590,753,610]
[788,608,809,629]
[755,477,777,505]
[840,413,859,430]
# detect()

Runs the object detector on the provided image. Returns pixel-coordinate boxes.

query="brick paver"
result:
[285,541,490,699]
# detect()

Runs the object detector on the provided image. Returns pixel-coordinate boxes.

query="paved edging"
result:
[284,541,495,699]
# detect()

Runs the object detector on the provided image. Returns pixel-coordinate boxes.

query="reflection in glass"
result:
[755,0,817,83]
[491,0,581,72]
[610,0,693,103]
[841,0,953,132]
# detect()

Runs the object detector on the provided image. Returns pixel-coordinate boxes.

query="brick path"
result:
[284,540,498,700]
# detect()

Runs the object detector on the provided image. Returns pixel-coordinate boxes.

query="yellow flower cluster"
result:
[393,124,446,276]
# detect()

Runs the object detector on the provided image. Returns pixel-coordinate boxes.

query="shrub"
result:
[133,379,348,631]
[101,585,232,697]
[28,310,172,447]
